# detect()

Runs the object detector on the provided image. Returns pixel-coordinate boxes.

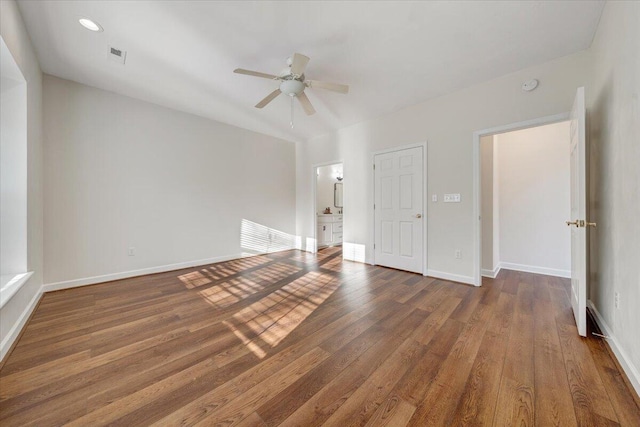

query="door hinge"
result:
[374,243,376,249]
[374,204,376,209]
[373,164,375,170]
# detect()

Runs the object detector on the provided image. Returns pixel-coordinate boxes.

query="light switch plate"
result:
[432,194,438,202]
[444,193,461,203]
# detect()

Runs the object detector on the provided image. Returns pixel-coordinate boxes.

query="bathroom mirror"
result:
[334,183,343,208]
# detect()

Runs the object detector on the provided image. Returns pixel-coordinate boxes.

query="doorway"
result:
[480,121,571,280]
[473,113,572,286]
[314,162,343,253]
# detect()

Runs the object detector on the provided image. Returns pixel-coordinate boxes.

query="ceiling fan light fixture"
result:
[233,52,348,124]
[78,17,103,32]
[279,80,305,96]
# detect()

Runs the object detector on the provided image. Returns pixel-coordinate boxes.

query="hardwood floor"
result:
[1,247,639,426]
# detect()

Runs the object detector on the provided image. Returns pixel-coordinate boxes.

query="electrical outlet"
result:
[444,193,461,203]
[615,292,620,309]
[128,247,135,256]
[455,249,462,259]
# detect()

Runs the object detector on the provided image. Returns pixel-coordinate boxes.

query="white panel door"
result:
[374,146,424,273]
[568,86,588,337]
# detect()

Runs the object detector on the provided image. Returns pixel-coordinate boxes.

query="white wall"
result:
[43,75,296,286]
[491,137,499,275]
[1,61,27,277]
[316,163,342,215]
[296,51,591,282]
[495,121,571,276]
[0,0,44,360]
[480,135,494,273]
[588,1,640,392]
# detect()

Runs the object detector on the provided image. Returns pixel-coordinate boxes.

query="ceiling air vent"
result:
[108,46,126,64]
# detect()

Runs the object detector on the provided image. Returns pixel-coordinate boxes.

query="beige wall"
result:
[588,0,640,390]
[297,50,591,283]
[43,75,296,285]
[0,0,44,360]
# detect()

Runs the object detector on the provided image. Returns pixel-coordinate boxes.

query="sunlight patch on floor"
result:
[224,271,340,358]
[178,271,212,289]
[198,276,261,308]
[178,255,274,290]
[196,262,302,308]
[223,320,267,359]
[205,256,270,280]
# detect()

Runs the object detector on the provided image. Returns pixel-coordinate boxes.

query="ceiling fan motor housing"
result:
[280,79,305,96]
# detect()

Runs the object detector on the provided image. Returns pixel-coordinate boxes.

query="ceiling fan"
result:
[234,53,349,126]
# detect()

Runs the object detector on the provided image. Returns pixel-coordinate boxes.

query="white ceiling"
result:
[17,1,604,142]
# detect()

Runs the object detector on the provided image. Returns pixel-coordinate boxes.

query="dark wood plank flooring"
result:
[1,247,639,426]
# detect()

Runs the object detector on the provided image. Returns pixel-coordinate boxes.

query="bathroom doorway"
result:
[314,162,343,253]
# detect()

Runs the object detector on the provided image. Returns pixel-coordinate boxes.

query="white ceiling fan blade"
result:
[297,92,316,115]
[255,89,282,108]
[306,80,349,94]
[290,53,310,76]
[234,68,280,80]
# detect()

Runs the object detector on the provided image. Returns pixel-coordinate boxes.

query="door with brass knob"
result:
[374,146,424,274]
[565,219,597,228]
[569,86,588,337]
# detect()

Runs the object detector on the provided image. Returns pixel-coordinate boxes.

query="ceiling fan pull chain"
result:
[290,96,295,128]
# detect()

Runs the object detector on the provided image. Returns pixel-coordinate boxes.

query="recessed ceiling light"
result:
[78,18,103,32]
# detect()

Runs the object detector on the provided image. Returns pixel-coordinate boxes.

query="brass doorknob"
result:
[586,222,597,227]
[566,220,579,227]
[415,214,422,218]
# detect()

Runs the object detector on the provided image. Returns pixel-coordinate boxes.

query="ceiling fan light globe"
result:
[279,80,305,96]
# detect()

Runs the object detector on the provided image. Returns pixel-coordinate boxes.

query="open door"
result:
[567,86,591,337]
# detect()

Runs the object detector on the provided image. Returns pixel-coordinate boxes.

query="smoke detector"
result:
[522,79,539,92]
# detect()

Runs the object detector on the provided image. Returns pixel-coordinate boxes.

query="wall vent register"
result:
[108,46,127,64]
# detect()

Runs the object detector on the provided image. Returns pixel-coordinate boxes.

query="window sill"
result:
[0,272,33,309]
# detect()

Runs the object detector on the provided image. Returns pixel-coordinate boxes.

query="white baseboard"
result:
[426,269,476,286]
[498,262,570,278]
[43,253,246,293]
[0,271,34,309]
[481,265,502,279]
[1,285,43,362]
[587,300,640,397]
